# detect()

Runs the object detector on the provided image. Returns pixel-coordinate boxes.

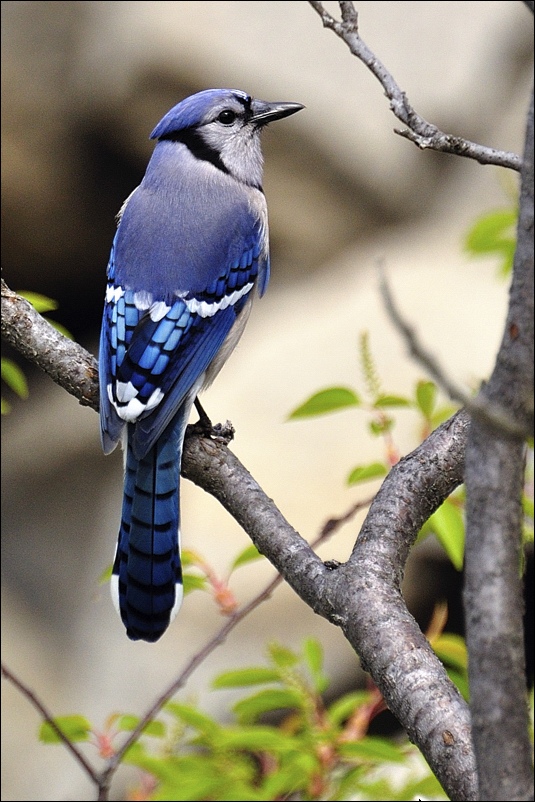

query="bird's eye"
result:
[217,109,237,125]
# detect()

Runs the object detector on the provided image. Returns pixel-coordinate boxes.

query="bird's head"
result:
[149,88,304,188]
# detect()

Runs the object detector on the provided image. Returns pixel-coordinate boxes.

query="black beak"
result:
[250,100,305,126]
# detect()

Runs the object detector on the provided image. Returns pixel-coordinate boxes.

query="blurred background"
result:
[2,2,533,799]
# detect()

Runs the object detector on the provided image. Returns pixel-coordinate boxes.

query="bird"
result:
[99,88,304,642]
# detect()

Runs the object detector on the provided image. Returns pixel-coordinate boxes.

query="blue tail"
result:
[111,413,186,642]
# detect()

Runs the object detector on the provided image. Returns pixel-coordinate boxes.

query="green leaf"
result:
[214,725,298,753]
[522,494,534,520]
[422,498,465,570]
[261,754,317,799]
[336,765,369,800]
[98,563,113,584]
[122,748,179,777]
[230,544,263,571]
[268,642,299,669]
[369,417,394,436]
[415,380,437,418]
[444,667,470,701]
[212,667,280,689]
[39,714,92,744]
[523,522,534,545]
[338,735,406,763]
[1,358,29,399]
[164,702,221,738]
[233,689,304,724]
[119,740,147,764]
[327,691,374,726]
[115,714,166,737]
[347,462,387,486]
[373,394,411,408]
[182,572,208,594]
[180,549,197,567]
[19,291,59,314]
[399,772,449,802]
[302,637,322,677]
[143,754,263,802]
[464,209,517,277]
[432,633,467,673]
[288,387,360,419]
[302,638,330,694]
[431,403,460,429]
[465,209,516,253]
[48,319,74,340]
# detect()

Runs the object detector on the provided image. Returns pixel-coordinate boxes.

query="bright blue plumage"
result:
[99,88,303,641]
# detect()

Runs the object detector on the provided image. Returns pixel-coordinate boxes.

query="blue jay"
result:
[99,88,303,642]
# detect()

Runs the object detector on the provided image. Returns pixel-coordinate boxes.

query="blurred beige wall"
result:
[1,2,532,799]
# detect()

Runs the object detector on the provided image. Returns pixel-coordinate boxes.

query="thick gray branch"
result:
[182,413,478,801]
[333,410,477,801]
[463,86,534,802]
[308,1,521,171]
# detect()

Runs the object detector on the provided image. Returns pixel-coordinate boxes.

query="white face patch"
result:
[183,282,254,318]
[200,118,264,188]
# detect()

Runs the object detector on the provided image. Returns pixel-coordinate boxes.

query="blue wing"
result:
[99,218,267,459]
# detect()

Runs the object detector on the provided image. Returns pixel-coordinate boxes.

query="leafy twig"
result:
[1,663,99,783]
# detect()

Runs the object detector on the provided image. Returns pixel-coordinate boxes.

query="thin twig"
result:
[308,1,522,171]
[379,265,531,438]
[1,663,100,783]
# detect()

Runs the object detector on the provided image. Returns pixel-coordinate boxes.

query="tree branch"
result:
[1,279,99,410]
[308,1,522,171]
[182,411,478,801]
[463,85,534,801]
[1,663,100,784]
[2,278,477,799]
[340,409,477,800]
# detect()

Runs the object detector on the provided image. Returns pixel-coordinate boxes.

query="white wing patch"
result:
[182,282,254,318]
[108,383,164,423]
[133,290,153,310]
[106,285,125,304]
[149,301,172,321]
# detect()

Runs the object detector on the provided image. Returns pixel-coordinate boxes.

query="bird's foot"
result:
[188,398,235,444]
